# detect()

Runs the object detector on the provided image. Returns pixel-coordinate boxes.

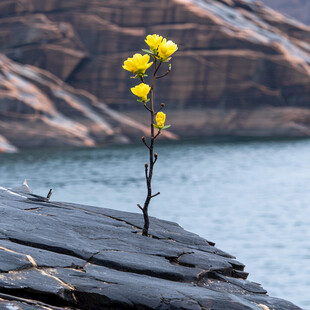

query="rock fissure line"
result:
[55,203,144,231]
[0,287,77,309]
[7,237,90,262]
[0,292,71,310]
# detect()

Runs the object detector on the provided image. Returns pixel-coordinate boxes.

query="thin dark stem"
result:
[151,192,160,198]
[156,69,171,79]
[154,153,158,165]
[143,104,152,113]
[140,59,162,237]
[154,130,161,140]
[46,189,52,201]
[156,104,165,114]
[145,164,149,181]
[142,137,151,150]
[154,62,162,76]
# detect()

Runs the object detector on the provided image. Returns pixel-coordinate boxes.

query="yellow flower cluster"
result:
[145,34,178,61]
[155,112,166,129]
[131,83,151,102]
[123,34,177,103]
[122,53,153,76]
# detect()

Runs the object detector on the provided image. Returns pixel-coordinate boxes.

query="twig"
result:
[154,153,158,165]
[142,136,151,150]
[143,104,152,113]
[151,192,160,198]
[154,130,161,140]
[156,67,171,79]
[46,189,52,201]
[156,103,165,113]
[154,62,162,76]
[137,204,143,211]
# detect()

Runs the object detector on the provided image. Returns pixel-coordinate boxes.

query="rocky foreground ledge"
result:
[0,186,301,310]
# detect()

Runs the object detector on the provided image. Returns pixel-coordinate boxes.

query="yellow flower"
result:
[131,83,151,101]
[122,53,153,75]
[145,34,163,53]
[155,112,166,129]
[157,39,178,61]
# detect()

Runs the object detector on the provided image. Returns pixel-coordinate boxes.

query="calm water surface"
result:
[0,139,309,309]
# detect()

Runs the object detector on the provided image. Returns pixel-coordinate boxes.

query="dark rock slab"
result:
[0,186,302,310]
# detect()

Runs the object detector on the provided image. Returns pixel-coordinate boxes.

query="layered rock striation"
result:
[2,0,310,143]
[0,185,302,309]
[0,54,177,151]
[262,0,310,26]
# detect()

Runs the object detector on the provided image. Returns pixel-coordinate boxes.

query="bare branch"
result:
[142,136,151,150]
[154,62,162,77]
[46,189,52,201]
[156,103,165,113]
[156,66,171,79]
[151,192,160,198]
[137,204,143,211]
[154,130,161,140]
[154,153,158,165]
[143,104,152,113]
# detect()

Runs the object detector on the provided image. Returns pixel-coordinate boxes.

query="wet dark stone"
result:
[0,186,302,310]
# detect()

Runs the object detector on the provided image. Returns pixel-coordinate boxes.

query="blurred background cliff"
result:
[1,0,310,152]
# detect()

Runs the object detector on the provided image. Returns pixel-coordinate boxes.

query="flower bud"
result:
[145,163,148,168]
[155,111,166,129]
[142,136,145,141]
[161,103,165,108]
[154,153,158,158]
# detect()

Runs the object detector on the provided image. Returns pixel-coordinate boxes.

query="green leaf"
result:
[162,57,172,63]
[153,124,161,130]
[153,124,171,130]
[142,49,155,55]
[137,98,150,103]
[162,125,171,129]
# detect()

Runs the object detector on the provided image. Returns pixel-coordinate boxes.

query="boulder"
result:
[0,185,302,309]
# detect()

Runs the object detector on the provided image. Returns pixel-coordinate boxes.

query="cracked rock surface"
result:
[0,186,302,310]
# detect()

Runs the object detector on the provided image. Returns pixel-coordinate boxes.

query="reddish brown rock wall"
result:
[1,0,310,144]
[262,0,310,26]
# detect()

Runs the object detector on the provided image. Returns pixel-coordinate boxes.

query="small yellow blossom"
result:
[145,34,163,53]
[155,112,166,129]
[123,53,153,75]
[131,83,151,101]
[157,39,178,61]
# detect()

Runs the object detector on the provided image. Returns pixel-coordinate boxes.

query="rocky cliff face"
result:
[2,0,310,147]
[262,0,310,25]
[0,54,177,152]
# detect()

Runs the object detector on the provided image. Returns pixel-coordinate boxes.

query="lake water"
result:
[0,138,309,309]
